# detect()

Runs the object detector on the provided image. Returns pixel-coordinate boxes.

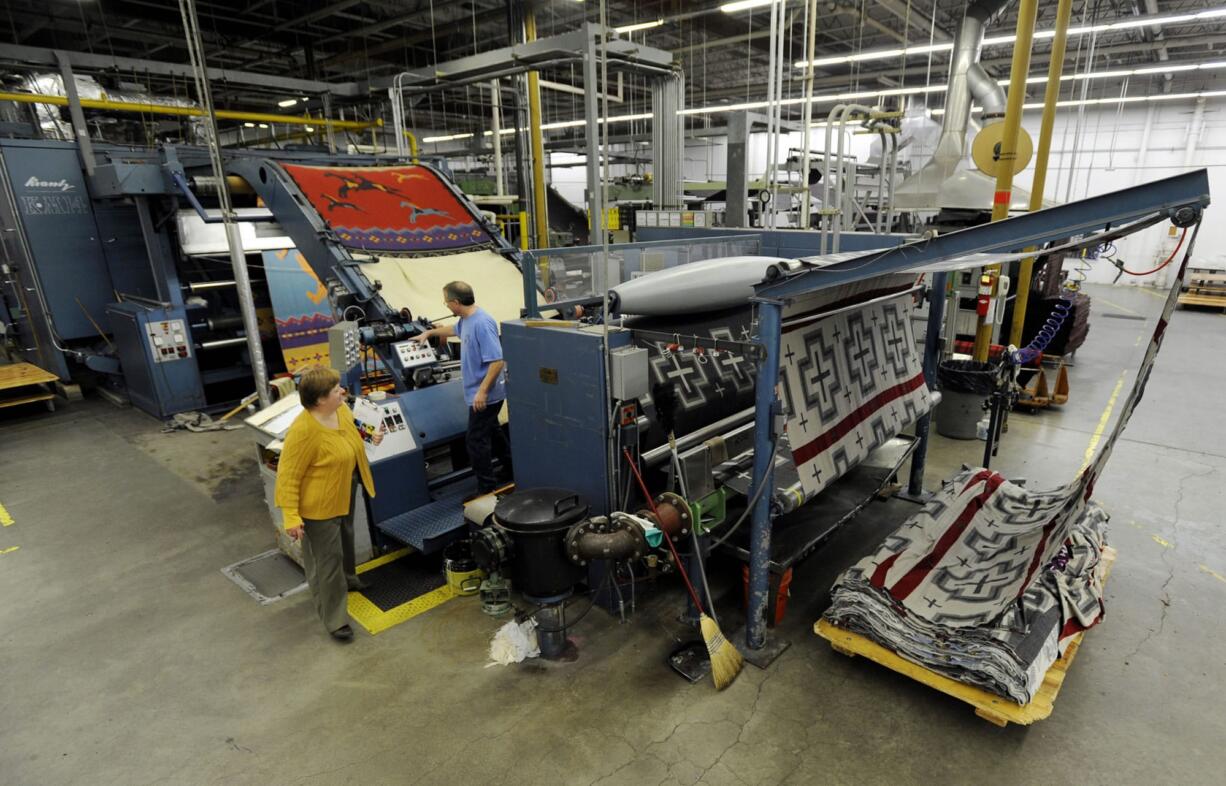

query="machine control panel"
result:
[352,396,418,461]
[392,340,437,371]
[328,321,362,373]
[147,319,191,363]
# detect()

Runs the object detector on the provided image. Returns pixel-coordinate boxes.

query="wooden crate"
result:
[0,362,58,412]
[815,546,1117,728]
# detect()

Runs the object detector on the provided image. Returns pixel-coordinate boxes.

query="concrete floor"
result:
[2,282,1224,785]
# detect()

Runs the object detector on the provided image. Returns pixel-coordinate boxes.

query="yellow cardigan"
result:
[274,404,375,530]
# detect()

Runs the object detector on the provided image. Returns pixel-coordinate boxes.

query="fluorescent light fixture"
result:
[614,19,664,34]
[928,88,1226,115]
[678,84,946,116]
[243,122,256,128]
[796,7,1226,68]
[421,132,475,143]
[277,98,298,108]
[305,125,315,132]
[993,59,1226,87]
[721,0,777,13]
[258,123,269,129]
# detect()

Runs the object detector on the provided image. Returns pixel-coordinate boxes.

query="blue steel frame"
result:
[742,170,1211,652]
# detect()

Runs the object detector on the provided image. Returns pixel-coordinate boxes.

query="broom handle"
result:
[622,447,706,614]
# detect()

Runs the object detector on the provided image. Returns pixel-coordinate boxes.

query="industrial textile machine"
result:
[0,137,529,558]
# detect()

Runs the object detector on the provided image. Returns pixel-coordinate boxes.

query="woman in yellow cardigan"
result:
[275,366,382,641]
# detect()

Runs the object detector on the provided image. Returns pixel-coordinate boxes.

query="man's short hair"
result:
[298,365,341,409]
[444,281,475,306]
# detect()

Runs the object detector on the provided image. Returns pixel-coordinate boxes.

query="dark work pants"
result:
[467,398,510,492]
[301,481,359,633]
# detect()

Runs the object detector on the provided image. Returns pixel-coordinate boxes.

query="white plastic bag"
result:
[486,618,540,666]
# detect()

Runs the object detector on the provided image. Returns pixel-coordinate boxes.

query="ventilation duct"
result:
[894,0,1037,212]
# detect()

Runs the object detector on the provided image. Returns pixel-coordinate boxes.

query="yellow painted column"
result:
[525,11,550,249]
[973,0,1039,361]
[1008,0,1074,347]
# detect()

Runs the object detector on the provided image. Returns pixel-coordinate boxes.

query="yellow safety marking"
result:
[1134,335,1143,347]
[0,546,19,555]
[355,547,411,575]
[347,584,455,635]
[1199,565,1226,585]
[1152,535,1172,548]
[1097,297,1142,316]
[1136,287,1166,300]
[1080,371,1127,473]
[0,502,13,527]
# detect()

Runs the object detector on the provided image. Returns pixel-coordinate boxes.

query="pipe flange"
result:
[653,491,691,537]
[564,516,648,565]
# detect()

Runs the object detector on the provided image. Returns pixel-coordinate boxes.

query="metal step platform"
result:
[373,476,477,554]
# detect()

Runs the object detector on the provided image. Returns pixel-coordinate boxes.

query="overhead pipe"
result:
[932,0,1010,170]
[973,0,1039,362]
[1009,0,1073,347]
[0,91,375,131]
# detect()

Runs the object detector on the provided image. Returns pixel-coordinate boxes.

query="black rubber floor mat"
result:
[359,552,446,612]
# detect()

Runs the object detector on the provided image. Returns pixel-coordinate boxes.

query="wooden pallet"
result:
[0,362,58,411]
[815,546,1117,728]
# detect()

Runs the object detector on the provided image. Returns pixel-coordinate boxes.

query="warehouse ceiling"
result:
[3,0,1226,141]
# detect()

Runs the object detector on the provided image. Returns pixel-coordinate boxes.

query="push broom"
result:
[623,446,743,690]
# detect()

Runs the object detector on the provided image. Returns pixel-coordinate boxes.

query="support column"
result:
[726,111,751,228]
[1009,0,1073,347]
[54,51,95,177]
[583,30,604,260]
[747,300,781,653]
[525,11,550,249]
[973,0,1038,361]
[490,79,505,197]
[907,272,947,497]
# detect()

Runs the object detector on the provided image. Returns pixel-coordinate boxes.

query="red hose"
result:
[622,447,705,614]
[1119,228,1186,277]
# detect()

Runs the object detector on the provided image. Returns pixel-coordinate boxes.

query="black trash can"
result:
[935,360,997,440]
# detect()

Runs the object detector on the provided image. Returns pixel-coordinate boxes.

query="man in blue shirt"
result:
[411,281,510,492]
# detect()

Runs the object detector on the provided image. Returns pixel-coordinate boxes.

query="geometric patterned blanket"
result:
[780,274,932,498]
[281,163,495,255]
[822,222,1202,701]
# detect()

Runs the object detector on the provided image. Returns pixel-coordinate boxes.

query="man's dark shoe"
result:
[330,624,354,641]
[347,577,371,591]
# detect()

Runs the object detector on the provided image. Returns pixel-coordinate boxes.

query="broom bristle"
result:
[700,614,744,690]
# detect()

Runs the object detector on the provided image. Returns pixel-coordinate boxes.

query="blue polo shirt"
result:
[455,307,506,406]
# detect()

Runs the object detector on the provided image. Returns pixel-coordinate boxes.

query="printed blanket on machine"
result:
[282,164,495,254]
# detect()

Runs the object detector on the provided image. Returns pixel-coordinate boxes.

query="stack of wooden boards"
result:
[1178,267,1226,311]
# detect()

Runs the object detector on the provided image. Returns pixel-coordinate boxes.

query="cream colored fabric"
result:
[361,250,526,325]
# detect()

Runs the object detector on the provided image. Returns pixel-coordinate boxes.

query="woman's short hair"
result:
[298,365,341,409]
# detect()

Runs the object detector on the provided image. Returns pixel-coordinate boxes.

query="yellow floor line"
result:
[1080,371,1127,472]
[1136,287,1166,300]
[1152,535,1172,548]
[1097,296,1142,316]
[1199,565,1226,585]
[0,546,19,556]
[0,504,12,526]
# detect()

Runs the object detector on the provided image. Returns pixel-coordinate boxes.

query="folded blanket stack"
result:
[824,468,1108,704]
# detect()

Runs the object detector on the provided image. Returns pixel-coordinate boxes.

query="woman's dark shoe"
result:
[330,624,354,641]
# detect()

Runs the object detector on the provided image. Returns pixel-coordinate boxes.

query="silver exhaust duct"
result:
[895,0,1036,211]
